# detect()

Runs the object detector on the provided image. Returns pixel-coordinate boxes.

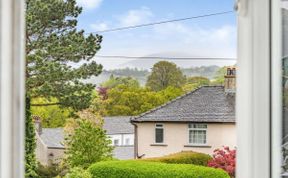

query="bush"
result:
[36,163,62,178]
[88,160,229,178]
[65,167,92,178]
[141,151,212,166]
[208,146,236,178]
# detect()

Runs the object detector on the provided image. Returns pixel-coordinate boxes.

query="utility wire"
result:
[88,10,234,34]
[94,55,236,61]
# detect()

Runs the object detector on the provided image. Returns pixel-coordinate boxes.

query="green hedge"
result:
[88,160,229,178]
[140,151,212,166]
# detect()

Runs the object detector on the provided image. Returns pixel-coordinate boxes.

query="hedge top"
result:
[88,160,229,178]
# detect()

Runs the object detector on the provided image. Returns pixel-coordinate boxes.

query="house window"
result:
[113,139,119,146]
[155,124,164,143]
[125,138,130,145]
[188,124,207,145]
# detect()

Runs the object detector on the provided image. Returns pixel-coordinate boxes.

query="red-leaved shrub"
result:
[208,146,236,178]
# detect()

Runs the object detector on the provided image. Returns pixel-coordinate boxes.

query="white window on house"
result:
[113,139,120,146]
[188,124,207,145]
[155,123,164,143]
[125,138,130,145]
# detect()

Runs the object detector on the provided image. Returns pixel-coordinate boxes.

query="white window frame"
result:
[0,0,25,177]
[0,0,282,177]
[188,124,207,145]
[237,0,271,177]
[155,123,164,143]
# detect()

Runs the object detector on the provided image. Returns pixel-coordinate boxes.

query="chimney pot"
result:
[224,67,236,93]
[33,115,42,134]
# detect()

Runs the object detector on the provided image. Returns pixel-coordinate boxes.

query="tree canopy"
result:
[146,61,186,91]
[26,0,103,110]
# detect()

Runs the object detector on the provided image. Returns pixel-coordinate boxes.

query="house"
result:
[34,116,65,166]
[131,67,236,158]
[35,116,134,166]
[102,116,134,160]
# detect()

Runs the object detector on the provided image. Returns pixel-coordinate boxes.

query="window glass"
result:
[113,139,119,146]
[125,138,130,145]
[189,124,207,144]
[155,124,164,143]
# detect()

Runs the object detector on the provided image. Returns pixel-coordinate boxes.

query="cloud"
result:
[77,0,103,10]
[118,7,153,26]
[90,22,109,31]
[152,23,236,57]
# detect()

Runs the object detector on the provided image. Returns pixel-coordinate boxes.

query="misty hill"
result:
[86,66,220,86]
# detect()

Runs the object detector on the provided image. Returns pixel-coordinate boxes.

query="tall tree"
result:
[26,0,103,175]
[146,61,186,91]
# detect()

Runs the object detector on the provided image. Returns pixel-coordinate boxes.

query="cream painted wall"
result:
[136,122,236,158]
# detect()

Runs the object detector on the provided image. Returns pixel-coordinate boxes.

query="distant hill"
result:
[85,66,220,86]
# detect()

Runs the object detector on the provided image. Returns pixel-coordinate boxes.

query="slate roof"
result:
[131,86,235,123]
[39,128,65,149]
[103,116,134,135]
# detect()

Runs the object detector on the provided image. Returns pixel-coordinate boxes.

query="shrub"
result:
[208,146,236,178]
[65,167,92,178]
[36,163,62,178]
[88,160,229,178]
[141,151,212,166]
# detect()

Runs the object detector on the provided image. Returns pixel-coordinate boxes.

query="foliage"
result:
[182,76,210,92]
[88,160,229,178]
[26,0,103,110]
[65,167,92,178]
[181,65,220,79]
[31,98,72,128]
[26,0,103,175]
[186,76,210,85]
[101,75,140,88]
[64,114,113,169]
[25,97,38,178]
[208,146,236,178]
[93,85,184,116]
[104,67,150,78]
[36,163,63,178]
[146,61,186,91]
[212,66,227,85]
[141,151,212,166]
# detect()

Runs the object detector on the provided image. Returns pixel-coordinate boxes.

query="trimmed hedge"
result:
[88,160,229,178]
[141,151,212,166]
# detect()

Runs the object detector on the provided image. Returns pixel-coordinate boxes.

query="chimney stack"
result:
[224,67,236,93]
[33,115,42,134]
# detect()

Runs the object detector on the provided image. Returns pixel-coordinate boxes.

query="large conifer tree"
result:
[25,0,103,176]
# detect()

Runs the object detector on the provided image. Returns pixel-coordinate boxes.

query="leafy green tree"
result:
[146,61,186,91]
[212,66,227,85]
[31,98,72,128]
[101,75,140,88]
[93,84,184,116]
[26,0,103,175]
[182,76,210,92]
[25,97,38,178]
[186,76,210,86]
[64,115,113,169]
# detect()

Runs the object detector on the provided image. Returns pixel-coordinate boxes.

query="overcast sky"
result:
[76,0,237,69]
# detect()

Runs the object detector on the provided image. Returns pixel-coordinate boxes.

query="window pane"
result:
[155,128,163,143]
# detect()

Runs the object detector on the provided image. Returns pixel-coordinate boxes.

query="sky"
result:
[76,0,237,69]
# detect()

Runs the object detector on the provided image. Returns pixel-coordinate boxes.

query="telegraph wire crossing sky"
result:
[76,0,237,69]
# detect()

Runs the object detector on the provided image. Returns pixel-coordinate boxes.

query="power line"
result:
[88,10,234,34]
[95,55,236,61]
